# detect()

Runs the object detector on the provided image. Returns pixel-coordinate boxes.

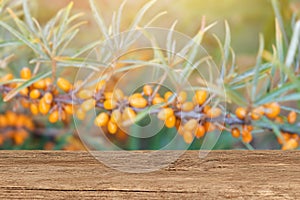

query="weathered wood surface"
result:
[0,151,299,199]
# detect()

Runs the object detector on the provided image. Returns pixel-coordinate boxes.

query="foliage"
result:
[0,0,299,150]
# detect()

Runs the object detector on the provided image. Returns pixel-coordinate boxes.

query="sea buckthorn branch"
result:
[1,67,300,150]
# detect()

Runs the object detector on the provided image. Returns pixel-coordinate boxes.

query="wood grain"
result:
[0,151,299,199]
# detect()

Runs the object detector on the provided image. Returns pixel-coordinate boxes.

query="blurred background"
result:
[0,0,299,150]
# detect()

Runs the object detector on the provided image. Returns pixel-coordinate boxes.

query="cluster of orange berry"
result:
[1,67,299,149]
[0,68,74,123]
[92,83,224,144]
[233,103,299,149]
[0,111,34,146]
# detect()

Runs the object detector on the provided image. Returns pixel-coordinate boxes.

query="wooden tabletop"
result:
[0,151,299,199]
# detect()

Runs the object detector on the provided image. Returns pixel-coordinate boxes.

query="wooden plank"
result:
[0,151,299,199]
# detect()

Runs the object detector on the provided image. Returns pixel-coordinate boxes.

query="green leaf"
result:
[89,0,109,40]
[124,0,157,45]
[54,2,74,49]
[271,0,288,46]
[57,29,80,55]
[3,71,51,102]
[224,85,247,106]
[255,83,296,105]
[257,117,282,138]
[230,63,272,88]
[22,0,36,32]
[285,21,300,68]
[0,40,22,47]
[72,40,102,58]
[275,93,300,102]
[251,34,264,102]
[280,105,300,114]
[220,21,231,79]
[6,8,30,36]
[0,79,25,86]
[0,21,46,57]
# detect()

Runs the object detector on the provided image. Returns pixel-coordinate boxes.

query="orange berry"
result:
[129,97,147,108]
[96,80,106,91]
[15,115,26,128]
[1,73,14,82]
[104,92,113,99]
[154,93,161,98]
[282,138,298,150]
[6,111,17,126]
[33,79,46,90]
[204,121,216,132]
[39,99,51,115]
[292,133,299,141]
[60,110,67,121]
[94,112,109,127]
[143,85,153,96]
[64,104,73,115]
[0,135,4,146]
[116,130,128,141]
[152,96,165,105]
[251,106,265,120]
[0,115,7,127]
[30,103,39,115]
[76,108,86,120]
[203,105,211,114]
[164,91,173,102]
[277,133,291,145]
[111,110,121,124]
[43,92,53,104]
[13,130,28,145]
[183,131,194,144]
[195,125,206,138]
[49,110,59,123]
[44,77,53,88]
[194,90,207,105]
[242,127,252,143]
[103,99,117,110]
[129,93,143,100]
[157,108,174,121]
[77,89,93,99]
[181,102,194,112]
[288,111,297,124]
[184,119,198,131]
[178,125,185,135]
[265,102,280,119]
[52,89,59,95]
[177,91,187,103]
[165,115,176,128]
[21,99,30,108]
[113,88,124,101]
[29,89,41,99]
[81,99,96,112]
[107,120,118,134]
[20,67,31,80]
[57,77,72,92]
[235,107,247,120]
[175,118,181,129]
[231,128,240,138]
[206,107,222,118]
